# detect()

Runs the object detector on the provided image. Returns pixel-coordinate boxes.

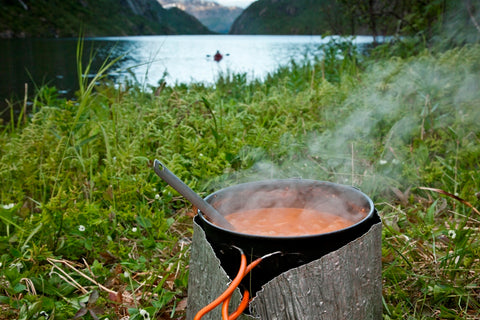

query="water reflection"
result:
[0,38,124,103]
[0,35,375,119]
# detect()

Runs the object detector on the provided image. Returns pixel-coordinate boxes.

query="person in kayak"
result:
[213,50,223,62]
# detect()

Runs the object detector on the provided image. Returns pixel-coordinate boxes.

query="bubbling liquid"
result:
[225,207,354,237]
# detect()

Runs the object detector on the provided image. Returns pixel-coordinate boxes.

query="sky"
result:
[212,0,256,8]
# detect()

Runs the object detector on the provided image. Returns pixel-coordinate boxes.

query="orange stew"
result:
[225,207,353,237]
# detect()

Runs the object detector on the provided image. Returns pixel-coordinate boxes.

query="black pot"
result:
[196,179,380,295]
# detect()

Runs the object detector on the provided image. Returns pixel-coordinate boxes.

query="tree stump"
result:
[186,217,382,320]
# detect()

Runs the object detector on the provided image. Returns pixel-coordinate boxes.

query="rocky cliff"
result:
[0,0,213,38]
[159,0,243,34]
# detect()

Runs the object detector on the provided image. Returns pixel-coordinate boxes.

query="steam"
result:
[209,180,369,233]
[312,53,480,198]
[209,4,480,209]
[216,50,480,204]
[438,1,480,47]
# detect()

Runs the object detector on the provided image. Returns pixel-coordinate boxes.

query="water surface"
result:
[0,35,375,117]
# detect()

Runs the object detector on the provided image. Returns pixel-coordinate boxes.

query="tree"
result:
[336,0,449,43]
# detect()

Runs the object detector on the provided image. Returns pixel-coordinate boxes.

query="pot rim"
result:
[198,179,375,240]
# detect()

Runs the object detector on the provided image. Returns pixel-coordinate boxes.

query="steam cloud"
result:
[225,52,479,203]
[210,4,480,208]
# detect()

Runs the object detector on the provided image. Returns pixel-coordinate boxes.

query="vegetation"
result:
[2,0,474,39]
[230,0,479,44]
[0,0,212,38]
[335,0,450,39]
[1,34,480,320]
[229,0,358,35]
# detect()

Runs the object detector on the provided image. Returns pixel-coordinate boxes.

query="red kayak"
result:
[213,50,223,62]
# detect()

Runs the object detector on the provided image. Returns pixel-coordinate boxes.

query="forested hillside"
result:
[230,0,358,35]
[229,0,472,41]
[0,0,213,38]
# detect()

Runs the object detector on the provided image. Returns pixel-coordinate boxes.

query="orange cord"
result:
[221,258,261,320]
[222,258,262,319]
[227,289,250,320]
[193,249,247,320]
[221,293,230,320]
[194,249,280,320]
[244,257,262,274]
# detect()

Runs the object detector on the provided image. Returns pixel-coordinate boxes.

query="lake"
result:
[0,35,375,118]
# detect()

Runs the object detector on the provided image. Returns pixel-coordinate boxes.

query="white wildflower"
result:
[10,262,23,272]
[448,230,456,239]
[155,194,160,200]
[132,227,138,233]
[379,160,388,165]
[2,203,15,209]
[139,309,150,319]
[124,271,130,278]
[78,225,86,232]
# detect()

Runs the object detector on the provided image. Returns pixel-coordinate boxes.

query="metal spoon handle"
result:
[153,159,234,230]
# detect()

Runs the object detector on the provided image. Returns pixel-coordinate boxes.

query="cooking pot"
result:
[195,179,380,295]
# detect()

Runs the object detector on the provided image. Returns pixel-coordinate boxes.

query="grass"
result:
[0,38,479,319]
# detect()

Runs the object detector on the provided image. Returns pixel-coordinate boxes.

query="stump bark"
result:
[187,219,382,320]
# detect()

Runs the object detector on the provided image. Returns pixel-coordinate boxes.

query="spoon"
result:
[153,159,235,230]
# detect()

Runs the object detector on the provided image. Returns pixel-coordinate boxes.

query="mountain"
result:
[0,0,213,38]
[229,0,366,35]
[158,0,243,34]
